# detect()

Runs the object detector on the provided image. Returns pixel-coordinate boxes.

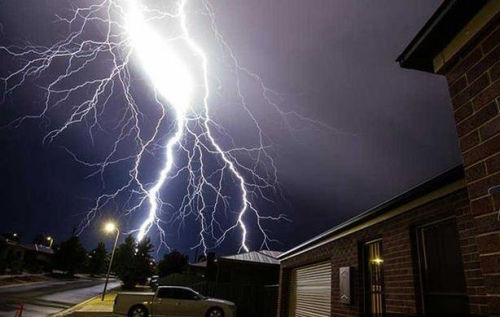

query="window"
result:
[157,287,201,300]
[172,288,201,300]
[416,218,469,314]
[362,239,385,315]
[157,287,173,298]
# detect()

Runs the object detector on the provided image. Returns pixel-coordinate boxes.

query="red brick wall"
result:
[443,21,500,314]
[278,188,484,316]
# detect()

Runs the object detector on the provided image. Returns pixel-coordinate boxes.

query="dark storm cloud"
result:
[0,0,461,255]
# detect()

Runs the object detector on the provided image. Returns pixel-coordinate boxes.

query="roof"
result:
[219,250,281,265]
[23,244,55,255]
[258,250,282,259]
[397,0,488,72]
[188,250,282,267]
[278,165,464,259]
[189,260,207,268]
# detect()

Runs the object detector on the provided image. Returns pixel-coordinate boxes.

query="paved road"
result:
[0,278,120,317]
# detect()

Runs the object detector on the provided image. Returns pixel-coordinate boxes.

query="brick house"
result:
[277,1,499,316]
[186,251,281,317]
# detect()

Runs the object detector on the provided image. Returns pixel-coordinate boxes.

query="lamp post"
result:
[102,222,120,301]
[46,236,54,248]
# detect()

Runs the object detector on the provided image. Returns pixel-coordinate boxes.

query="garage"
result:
[288,261,331,317]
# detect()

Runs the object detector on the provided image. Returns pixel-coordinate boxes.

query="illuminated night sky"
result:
[0,0,461,257]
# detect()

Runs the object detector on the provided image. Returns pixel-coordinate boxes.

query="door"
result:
[153,288,180,316]
[416,218,469,314]
[288,261,331,317]
[362,239,385,316]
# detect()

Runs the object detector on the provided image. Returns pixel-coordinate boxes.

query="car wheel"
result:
[207,307,224,317]
[128,305,148,317]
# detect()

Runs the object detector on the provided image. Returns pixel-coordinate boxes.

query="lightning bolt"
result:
[0,0,311,253]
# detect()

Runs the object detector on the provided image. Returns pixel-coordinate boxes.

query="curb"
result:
[50,286,120,317]
[50,295,99,317]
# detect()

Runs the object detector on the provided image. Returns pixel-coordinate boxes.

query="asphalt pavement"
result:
[0,278,120,317]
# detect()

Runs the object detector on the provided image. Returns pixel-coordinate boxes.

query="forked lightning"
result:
[0,0,296,253]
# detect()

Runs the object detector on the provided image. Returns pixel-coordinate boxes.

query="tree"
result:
[113,235,155,289]
[113,235,135,288]
[133,237,154,284]
[158,250,188,277]
[88,241,108,276]
[54,236,87,276]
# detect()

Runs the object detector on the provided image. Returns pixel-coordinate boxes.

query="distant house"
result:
[23,244,54,271]
[188,250,281,285]
[0,236,26,264]
[186,250,281,317]
[0,236,54,273]
[215,250,281,286]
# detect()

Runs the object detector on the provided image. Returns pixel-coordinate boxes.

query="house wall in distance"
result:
[440,20,500,314]
[216,260,279,285]
[277,187,486,316]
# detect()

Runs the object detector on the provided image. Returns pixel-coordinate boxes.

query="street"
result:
[0,278,120,317]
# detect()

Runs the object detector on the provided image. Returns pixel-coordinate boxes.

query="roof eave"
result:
[397,0,488,73]
[278,165,464,259]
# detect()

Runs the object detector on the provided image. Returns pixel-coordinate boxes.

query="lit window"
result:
[363,240,385,315]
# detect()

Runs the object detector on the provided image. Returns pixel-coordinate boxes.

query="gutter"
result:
[396,0,488,72]
[397,0,456,72]
[278,165,464,260]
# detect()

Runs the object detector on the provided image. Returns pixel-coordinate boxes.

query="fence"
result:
[190,281,278,317]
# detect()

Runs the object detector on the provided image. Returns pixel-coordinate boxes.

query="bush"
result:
[8,258,23,274]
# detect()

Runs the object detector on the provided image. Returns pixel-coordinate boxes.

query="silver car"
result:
[113,286,237,317]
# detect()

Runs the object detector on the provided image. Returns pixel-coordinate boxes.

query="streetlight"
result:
[102,221,120,301]
[46,236,54,248]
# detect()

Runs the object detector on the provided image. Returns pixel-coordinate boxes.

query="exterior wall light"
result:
[371,257,384,265]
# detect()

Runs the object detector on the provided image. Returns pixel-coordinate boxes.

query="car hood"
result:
[205,297,235,306]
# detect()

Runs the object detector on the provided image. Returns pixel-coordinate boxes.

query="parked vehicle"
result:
[113,286,237,317]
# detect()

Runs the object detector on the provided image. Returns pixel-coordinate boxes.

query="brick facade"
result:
[442,22,500,314]
[278,188,486,316]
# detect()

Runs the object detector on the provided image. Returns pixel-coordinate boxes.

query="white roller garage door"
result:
[288,261,332,317]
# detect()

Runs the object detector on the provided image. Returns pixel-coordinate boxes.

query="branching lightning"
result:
[0,0,310,253]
